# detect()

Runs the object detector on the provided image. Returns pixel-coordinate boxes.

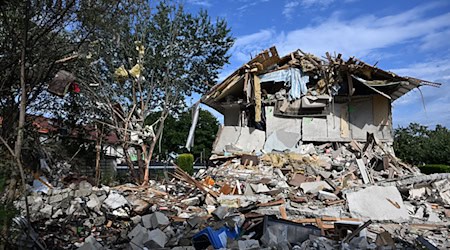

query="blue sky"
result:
[185,0,450,128]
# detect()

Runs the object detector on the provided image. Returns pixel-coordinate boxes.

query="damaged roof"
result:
[202,46,441,113]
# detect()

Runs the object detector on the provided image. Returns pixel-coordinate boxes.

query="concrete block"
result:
[131,215,142,225]
[150,212,170,228]
[142,214,152,229]
[128,224,146,239]
[144,228,167,248]
[346,186,409,221]
[77,235,103,250]
[129,228,148,250]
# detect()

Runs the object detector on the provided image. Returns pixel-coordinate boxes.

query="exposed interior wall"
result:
[264,106,302,152]
[212,126,266,153]
[216,94,393,151]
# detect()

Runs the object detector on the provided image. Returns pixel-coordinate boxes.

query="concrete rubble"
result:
[11,140,450,249]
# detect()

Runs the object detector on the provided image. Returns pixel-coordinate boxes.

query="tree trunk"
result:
[94,135,102,186]
[14,0,30,220]
[123,144,139,183]
[137,146,145,179]
[142,115,166,185]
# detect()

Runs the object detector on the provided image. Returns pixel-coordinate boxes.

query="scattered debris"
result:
[10,137,450,249]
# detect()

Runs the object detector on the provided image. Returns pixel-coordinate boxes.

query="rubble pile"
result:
[13,140,450,249]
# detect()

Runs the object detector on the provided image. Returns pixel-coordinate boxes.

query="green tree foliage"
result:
[146,109,219,161]
[394,123,450,166]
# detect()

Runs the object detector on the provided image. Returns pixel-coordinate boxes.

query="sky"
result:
[184,0,450,128]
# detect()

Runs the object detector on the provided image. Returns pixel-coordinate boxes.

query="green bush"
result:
[177,153,194,175]
[419,164,450,174]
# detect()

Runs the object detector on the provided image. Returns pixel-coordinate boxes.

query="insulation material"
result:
[258,68,309,100]
[254,75,262,122]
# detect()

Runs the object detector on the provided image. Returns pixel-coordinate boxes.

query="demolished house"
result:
[10,47,450,250]
[201,47,440,153]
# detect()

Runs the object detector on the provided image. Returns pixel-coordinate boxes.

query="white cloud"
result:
[233,4,450,61]
[232,29,277,62]
[283,0,336,18]
[283,2,301,18]
[390,58,450,82]
[186,0,211,7]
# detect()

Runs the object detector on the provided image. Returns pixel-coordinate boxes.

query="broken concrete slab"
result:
[103,192,129,210]
[409,187,427,200]
[346,186,409,221]
[250,183,271,193]
[213,126,266,153]
[127,195,150,214]
[181,197,200,206]
[87,194,101,209]
[75,180,93,197]
[300,181,333,194]
[238,239,260,250]
[318,191,339,201]
[212,206,229,220]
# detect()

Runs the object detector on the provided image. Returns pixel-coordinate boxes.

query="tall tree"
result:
[0,0,143,207]
[82,1,234,184]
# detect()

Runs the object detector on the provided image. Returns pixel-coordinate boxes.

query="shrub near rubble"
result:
[177,154,194,175]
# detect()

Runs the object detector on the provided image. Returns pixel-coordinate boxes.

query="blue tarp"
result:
[258,68,309,100]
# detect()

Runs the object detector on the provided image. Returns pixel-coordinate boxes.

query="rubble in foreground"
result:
[12,138,450,249]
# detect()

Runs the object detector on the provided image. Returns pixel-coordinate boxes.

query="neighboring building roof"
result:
[0,115,119,144]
